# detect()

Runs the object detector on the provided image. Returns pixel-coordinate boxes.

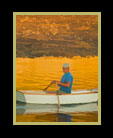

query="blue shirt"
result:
[59,72,73,94]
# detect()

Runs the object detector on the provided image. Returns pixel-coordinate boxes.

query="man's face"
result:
[62,67,69,73]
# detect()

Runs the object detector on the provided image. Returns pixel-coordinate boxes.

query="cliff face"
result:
[16,15,98,57]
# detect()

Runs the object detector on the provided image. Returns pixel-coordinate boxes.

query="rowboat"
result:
[16,88,98,104]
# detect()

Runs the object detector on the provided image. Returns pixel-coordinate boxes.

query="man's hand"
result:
[51,80,60,84]
[55,81,61,85]
[51,80,56,84]
[52,80,70,87]
[56,81,70,87]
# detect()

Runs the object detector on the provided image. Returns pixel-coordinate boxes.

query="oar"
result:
[43,81,54,92]
[43,81,60,110]
[57,95,60,109]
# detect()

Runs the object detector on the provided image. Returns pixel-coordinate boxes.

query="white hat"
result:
[62,63,70,68]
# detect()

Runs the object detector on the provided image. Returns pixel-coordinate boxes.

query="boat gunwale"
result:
[16,90,98,96]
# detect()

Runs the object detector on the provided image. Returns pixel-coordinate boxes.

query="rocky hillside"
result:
[16,15,98,57]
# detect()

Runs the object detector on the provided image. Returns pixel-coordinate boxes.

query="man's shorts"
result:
[56,90,66,95]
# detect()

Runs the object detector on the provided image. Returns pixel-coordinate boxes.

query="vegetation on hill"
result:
[16,15,98,58]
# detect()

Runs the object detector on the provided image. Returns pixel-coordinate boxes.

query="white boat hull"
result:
[16,89,98,104]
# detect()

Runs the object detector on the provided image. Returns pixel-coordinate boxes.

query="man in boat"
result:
[52,63,73,94]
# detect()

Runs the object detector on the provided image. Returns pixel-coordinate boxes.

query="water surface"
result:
[16,56,98,91]
[16,102,98,122]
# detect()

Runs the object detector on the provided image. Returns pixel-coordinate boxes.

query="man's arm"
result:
[55,81,70,88]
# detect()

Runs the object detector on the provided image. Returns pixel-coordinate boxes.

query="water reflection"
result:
[56,113,72,122]
[16,102,98,122]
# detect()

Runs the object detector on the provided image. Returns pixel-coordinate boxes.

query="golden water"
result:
[16,56,98,91]
[16,112,98,122]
